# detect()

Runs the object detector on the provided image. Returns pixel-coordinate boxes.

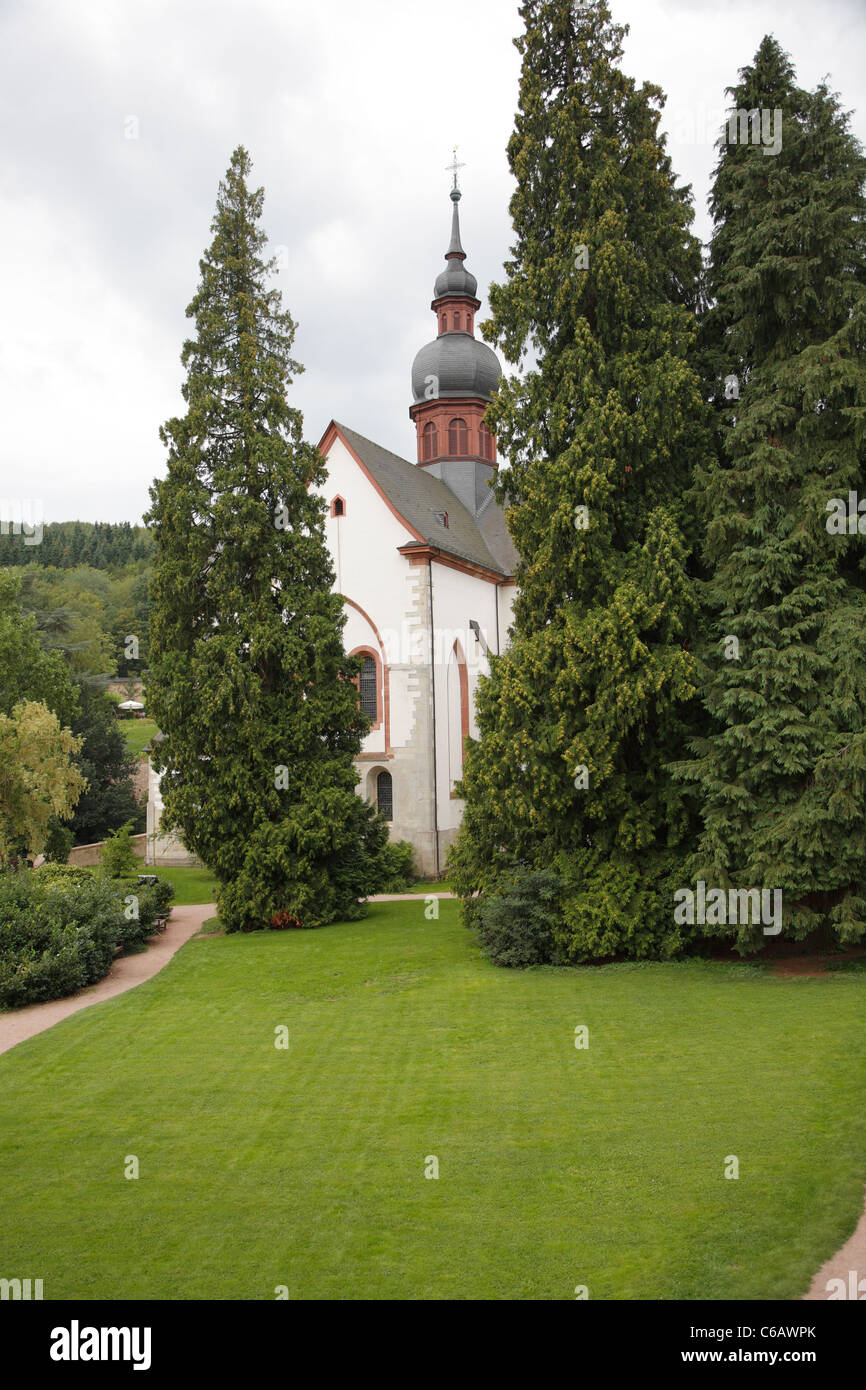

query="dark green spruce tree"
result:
[145,147,388,931]
[67,682,143,845]
[449,0,712,960]
[675,37,866,948]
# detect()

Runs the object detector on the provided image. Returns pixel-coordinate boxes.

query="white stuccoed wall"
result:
[425,560,504,851]
[316,430,517,875]
[145,759,200,865]
[318,433,437,872]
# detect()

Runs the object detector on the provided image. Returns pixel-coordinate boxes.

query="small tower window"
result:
[359,655,377,721]
[330,496,346,518]
[479,423,494,461]
[440,315,447,333]
[448,417,468,456]
[465,313,471,331]
[422,421,438,461]
[453,311,460,329]
[377,769,393,821]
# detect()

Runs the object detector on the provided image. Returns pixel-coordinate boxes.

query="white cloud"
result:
[0,0,863,521]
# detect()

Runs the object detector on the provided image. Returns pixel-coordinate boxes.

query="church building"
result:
[147,178,516,877]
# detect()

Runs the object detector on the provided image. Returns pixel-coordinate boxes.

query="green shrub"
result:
[219,793,389,932]
[99,821,139,878]
[461,849,697,967]
[43,821,74,864]
[0,869,174,1008]
[376,839,416,892]
[0,875,123,1008]
[113,877,174,948]
[550,848,694,963]
[473,867,565,968]
[31,863,93,891]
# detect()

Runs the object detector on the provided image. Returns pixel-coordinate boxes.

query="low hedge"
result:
[0,869,175,1009]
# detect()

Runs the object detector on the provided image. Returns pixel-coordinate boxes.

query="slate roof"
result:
[411,333,502,403]
[332,422,518,579]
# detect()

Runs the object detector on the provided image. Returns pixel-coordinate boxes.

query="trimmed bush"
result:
[473,868,565,968]
[0,869,175,1007]
[0,876,122,1008]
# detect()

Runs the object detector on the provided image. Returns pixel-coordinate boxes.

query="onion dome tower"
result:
[409,165,502,517]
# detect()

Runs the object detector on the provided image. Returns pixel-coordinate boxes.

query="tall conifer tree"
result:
[146,148,387,931]
[449,0,711,959]
[676,38,866,947]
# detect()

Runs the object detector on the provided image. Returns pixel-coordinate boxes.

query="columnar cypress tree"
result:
[449,0,712,959]
[675,38,866,948]
[146,148,388,931]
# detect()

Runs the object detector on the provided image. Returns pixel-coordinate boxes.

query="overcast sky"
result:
[1,0,864,526]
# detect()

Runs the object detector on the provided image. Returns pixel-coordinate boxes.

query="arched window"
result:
[440,314,447,333]
[447,640,470,786]
[452,311,460,329]
[330,495,346,517]
[359,655,377,721]
[422,421,438,461]
[350,645,382,731]
[377,770,393,820]
[479,423,494,461]
[448,417,468,456]
[465,313,471,331]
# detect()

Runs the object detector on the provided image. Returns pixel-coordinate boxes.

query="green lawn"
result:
[1,901,864,1300]
[119,718,159,759]
[149,865,438,905]
[404,879,452,895]
[147,864,219,906]
[72,863,220,907]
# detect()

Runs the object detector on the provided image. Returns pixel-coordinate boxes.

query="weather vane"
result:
[446,146,465,194]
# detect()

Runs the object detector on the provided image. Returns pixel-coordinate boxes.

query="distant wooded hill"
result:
[0,520,153,570]
[0,522,154,677]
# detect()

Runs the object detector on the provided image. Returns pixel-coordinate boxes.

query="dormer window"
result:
[436,510,449,528]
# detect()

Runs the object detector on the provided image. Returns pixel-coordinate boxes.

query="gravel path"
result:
[367,891,457,901]
[0,904,212,1058]
[803,1190,866,1299]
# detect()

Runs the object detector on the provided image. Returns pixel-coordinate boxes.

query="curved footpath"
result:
[0,904,211,1058]
[0,892,860,1298]
[803,1193,866,1300]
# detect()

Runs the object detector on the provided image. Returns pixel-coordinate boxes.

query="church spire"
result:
[445,148,467,260]
[446,189,466,260]
[408,160,503,507]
